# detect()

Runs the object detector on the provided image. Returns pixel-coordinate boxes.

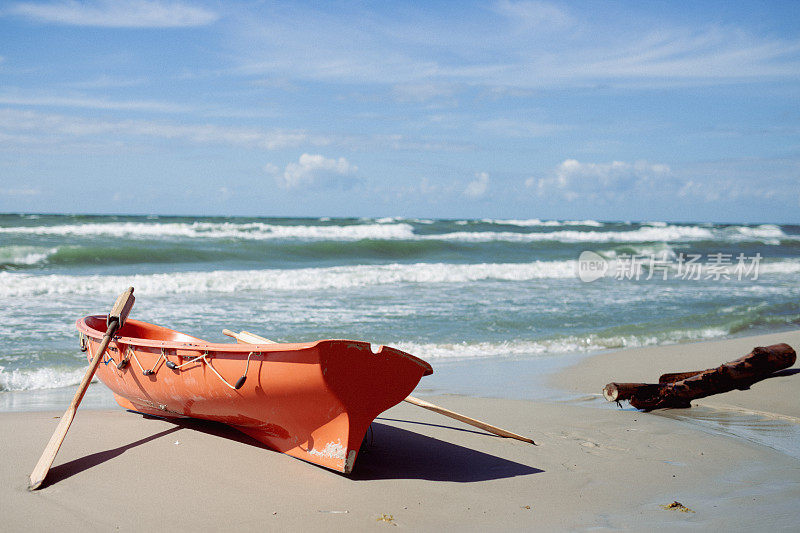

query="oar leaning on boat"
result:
[223,329,535,445]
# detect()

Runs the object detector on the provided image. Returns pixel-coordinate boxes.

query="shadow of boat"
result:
[43,413,542,487]
[352,422,542,482]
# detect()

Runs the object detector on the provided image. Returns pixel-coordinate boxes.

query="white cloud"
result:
[11,0,218,28]
[529,159,671,201]
[0,108,468,155]
[64,75,148,89]
[464,171,489,198]
[231,3,800,88]
[0,108,327,150]
[268,154,358,189]
[475,118,567,138]
[0,93,192,113]
[391,83,455,103]
[493,0,574,31]
[675,158,800,203]
[528,157,800,208]
[0,188,41,196]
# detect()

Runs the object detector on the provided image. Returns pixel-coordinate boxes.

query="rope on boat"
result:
[201,351,257,390]
[84,334,119,367]
[167,352,206,370]
[85,335,258,391]
[144,349,167,376]
[128,347,164,376]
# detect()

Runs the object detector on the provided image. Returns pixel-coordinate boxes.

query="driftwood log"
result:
[603,343,796,411]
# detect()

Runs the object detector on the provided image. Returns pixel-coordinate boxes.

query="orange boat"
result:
[76,315,432,473]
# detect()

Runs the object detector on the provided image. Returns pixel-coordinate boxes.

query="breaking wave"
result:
[0,221,418,241]
[0,261,579,297]
[396,327,730,361]
[3,257,799,297]
[0,245,58,267]
[0,220,794,244]
[0,366,93,392]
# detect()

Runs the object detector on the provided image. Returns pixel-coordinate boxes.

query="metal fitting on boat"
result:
[78,332,89,352]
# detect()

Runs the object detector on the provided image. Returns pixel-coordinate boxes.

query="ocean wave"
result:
[3,256,799,297]
[395,327,729,361]
[439,224,796,243]
[0,221,417,241]
[759,261,800,275]
[0,261,579,297]
[477,218,605,227]
[0,365,93,392]
[433,225,712,243]
[3,240,466,268]
[596,257,800,280]
[0,220,794,244]
[602,243,678,260]
[0,245,58,267]
[725,224,786,244]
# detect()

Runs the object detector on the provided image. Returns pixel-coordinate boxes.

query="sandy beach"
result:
[4,0,799,530]
[2,331,799,531]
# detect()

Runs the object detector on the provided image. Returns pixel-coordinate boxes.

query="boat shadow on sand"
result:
[352,421,543,482]
[43,413,541,487]
[42,425,183,489]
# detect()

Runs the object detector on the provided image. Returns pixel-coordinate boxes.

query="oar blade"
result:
[29,287,135,490]
[28,411,75,490]
[108,286,135,328]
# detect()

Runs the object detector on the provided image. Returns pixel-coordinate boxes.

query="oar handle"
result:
[222,329,277,344]
[404,395,535,445]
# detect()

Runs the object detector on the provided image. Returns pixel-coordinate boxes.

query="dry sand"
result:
[2,331,799,531]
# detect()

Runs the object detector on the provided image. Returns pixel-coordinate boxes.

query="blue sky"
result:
[0,0,798,222]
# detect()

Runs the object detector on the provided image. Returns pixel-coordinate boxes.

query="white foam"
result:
[429,225,718,243]
[602,243,678,260]
[0,221,791,244]
[480,218,543,226]
[759,261,800,275]
[727,224,787,244]
[0,221,417,241]
[0,261,579,297]
[479,218,604,227]
[0,366,93,392]
[0,218,800,244]
[395,327,728,361]
[3,256,798,298]
[563,220,605,227]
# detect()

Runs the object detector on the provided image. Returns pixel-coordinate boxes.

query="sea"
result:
[1,214,799,411]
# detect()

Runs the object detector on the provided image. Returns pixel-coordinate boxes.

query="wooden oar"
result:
[402,395,535,444]
[222,329,277,344]
[222,329,535,445]
[29,287,135,490]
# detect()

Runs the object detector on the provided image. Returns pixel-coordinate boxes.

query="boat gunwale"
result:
[76,315,433,374]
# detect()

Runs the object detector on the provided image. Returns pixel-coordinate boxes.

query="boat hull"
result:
[77,316,432,473]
